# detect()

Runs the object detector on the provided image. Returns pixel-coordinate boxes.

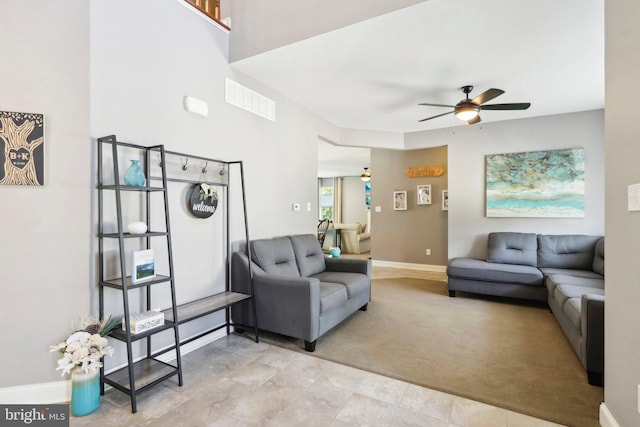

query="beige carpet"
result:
[257,269,603,427]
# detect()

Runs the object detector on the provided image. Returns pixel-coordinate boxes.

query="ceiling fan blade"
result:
[418,102,455,108]
[481,103,531,110]
[471,88,504,105]
[418,110,454,122]
[467,115,482,125]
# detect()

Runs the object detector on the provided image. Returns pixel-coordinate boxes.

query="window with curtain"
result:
[318,178,334,220]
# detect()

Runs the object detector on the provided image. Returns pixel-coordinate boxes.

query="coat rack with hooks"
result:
[148,149,228,186]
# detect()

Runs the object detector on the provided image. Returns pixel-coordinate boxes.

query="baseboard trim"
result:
[600,403,620,427]
[372,260,447,273]
[0,329,228,405]
[0,380,70,405]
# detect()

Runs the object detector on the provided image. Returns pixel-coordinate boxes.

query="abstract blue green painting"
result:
[486,148,585,218]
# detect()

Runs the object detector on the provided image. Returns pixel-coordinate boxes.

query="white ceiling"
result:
[231,0,604,175]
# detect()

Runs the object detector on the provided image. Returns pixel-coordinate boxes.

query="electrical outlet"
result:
[426,249,431,256]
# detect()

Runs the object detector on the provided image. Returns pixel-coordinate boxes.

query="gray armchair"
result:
[231,234,371,351]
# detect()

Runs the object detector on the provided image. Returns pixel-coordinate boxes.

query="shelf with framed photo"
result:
[97,135,258,413]
[97,135,183,413]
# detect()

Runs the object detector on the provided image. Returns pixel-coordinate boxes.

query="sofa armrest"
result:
[252,272,321,341]
[581,293,604,385]
[357,232,371,241]
[325,257,371,277]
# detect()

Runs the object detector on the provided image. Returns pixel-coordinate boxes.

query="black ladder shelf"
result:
[97,135,258,413]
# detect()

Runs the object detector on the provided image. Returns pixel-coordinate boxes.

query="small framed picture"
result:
[442,190,449,211]
[394,190,407,211]
[417,184,432,205]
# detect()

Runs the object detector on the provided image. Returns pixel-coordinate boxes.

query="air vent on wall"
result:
[225,78,276,122]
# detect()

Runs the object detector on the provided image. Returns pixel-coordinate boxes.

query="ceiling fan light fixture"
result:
[455,104,479,121]
[360,167,371,182]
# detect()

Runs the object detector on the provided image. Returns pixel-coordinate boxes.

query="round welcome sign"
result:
[189,183,218,218]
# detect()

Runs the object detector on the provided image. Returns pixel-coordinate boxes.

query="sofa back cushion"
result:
[487,232,538,267]
[289,234,326,277]
[592,237,605,275]
[537,234,602,270]
[250,237,300,277]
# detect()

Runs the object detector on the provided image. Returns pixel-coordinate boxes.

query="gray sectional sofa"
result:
[446,232,604,385]
[231,233,371,352]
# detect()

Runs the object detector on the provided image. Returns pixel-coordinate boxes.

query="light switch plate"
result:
[629,184,640,211]
[292,203,300,211]
[375,206,382,213]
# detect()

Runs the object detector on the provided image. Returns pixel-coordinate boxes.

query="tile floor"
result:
[71,334,564,427]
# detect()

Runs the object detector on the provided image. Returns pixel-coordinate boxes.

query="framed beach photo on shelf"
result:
[417,184,432,205]
[442,190,449,211]
[131,249,156,284]
[394,190,407,211]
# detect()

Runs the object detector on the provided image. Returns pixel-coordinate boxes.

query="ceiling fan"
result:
[418,85,531,125]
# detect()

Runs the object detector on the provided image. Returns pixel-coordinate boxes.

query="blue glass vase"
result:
[70,370,100,417]
[124,160,146,186]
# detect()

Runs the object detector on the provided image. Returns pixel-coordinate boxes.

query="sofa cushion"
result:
[319,283,348,314]
[251,237,300,277]
[313,271,369,299]
[540,268,604,280]
[487,232,538,267]
[447,257,543,286]
[592,237,605,275]
[545,274,604,292]
[553,284,604,308]
[537,234,602,270]
[564,298,582,332]
[289,234,326,277]
[553,284,605,332]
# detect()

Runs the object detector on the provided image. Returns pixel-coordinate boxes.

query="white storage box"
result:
[122,311,165,334]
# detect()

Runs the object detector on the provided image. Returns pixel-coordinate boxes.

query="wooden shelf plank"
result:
[100,231,169,239]
[104,358,178,392]
[109,321,175,342]
[101,275,171,290]
[164,292,252,324]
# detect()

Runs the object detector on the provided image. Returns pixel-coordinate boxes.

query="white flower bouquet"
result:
[50,315,119,376]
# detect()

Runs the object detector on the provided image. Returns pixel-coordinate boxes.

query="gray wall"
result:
[371,146,448,265]
[604,1,640,425]
[0,1,90,388]
[405,110,605,260]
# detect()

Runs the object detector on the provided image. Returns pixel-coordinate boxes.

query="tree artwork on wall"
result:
[0,111,44,186]
[486,147,585,218]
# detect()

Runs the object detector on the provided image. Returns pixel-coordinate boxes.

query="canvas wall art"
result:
[0,111,44,186]
[486,147,585,218]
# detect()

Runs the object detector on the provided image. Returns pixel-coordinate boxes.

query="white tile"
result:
[399,383,455,421]
[449,396,508,427]
[335,393,396,426]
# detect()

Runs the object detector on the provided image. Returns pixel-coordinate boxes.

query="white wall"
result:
[341,177,369,225]
[229,0,426,62]
[603,1,640,425]
[0,0,337,388]
[405,110,604,259]
[90,0,339,372]
[0,1,90,388]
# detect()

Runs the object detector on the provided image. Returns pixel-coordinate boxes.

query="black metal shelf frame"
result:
[97,135,258,413]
